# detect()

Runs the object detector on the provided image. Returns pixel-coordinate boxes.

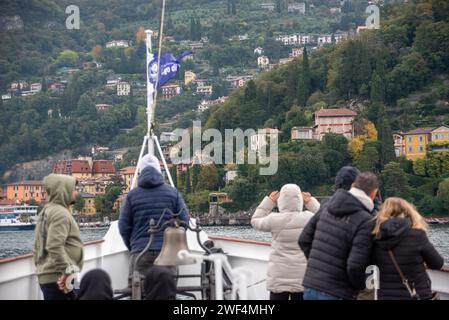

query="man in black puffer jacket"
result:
[299,172,379,300]
[119,154,190,281]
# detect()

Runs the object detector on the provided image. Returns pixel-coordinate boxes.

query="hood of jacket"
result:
[374,217,412,250]
[326,188,370,217]
[44,174,76,208]
[77,269,113,300]
[278,184,303,213]
[138,166,165,188]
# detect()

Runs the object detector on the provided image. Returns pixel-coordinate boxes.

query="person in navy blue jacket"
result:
[119,154,190,283]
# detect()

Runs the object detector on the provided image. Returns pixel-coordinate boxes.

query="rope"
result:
[149,0,166,136]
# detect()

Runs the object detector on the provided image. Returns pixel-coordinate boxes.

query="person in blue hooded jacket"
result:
[119,154,190,282]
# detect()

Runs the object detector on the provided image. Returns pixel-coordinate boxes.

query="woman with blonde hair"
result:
[372,197,444,300]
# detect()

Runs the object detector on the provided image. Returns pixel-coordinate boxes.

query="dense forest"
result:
[199,0,449,214]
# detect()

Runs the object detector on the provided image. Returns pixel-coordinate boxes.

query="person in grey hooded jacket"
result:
[251,184,320,300]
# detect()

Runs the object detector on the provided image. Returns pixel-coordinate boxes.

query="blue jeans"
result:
[303,287,342,300]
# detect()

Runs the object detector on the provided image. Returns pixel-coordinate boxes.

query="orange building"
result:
[6,181,47,204]
[119,166,136,193]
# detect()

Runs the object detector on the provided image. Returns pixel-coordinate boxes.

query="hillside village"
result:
[1,0,449,220]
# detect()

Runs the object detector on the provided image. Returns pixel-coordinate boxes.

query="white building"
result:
[225,170,238,183]
[330,7,342,14]
[30,83,42,92]
[288,3,306,14]
[290,47,304,57]
[317,35,333,45]
[254,47,264,55]
[276,34,310,46]
[196,85,213,95]
[197,100,211,113]
[1,93,11,100]
[260,3,275,11]
[106,40,129,48]
[291,126,315,140]
[117,81,131,96]
[250,128,280,152]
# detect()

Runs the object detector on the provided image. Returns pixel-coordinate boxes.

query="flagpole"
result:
[145,29,154,156]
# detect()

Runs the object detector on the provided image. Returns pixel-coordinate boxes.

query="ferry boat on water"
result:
[0,205,38,232]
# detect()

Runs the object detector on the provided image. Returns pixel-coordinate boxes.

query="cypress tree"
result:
[185,166,191,193]
[371,72,396,168]
[231,0,237,15]
[298,47,311,106]
[377,103,396,169]
[190,16,196,40]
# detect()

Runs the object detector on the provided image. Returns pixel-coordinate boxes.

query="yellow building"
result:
[184,70,196,85]
[431,125,449,143]
[79,193,96,216]
[403,128,433,160]
[119,166,136,193]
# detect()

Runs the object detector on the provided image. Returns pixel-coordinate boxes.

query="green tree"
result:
[231,0,237,15]
[74,194,85,213]
[380,162,411,199]
[197,164,220,191]
[356,140,379,172]
[56,49,79,67]
[191,164,200,192]
[226,178,257,211]
[244,80,257,102]
[185,166,191,193]
[376,103,396,168]
[41,77,47,92]
[437,178,449,211]
[413,158,427,176]
[298,47,311,106]
[74,93,97,120]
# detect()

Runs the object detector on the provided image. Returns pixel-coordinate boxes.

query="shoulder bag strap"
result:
[388,249,419,299]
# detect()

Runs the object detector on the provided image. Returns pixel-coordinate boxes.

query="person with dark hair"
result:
[297,166,360,258]
[335,166,360,191]
[299,172,379,300]
[143,266,177,300]
[76,269,113,300]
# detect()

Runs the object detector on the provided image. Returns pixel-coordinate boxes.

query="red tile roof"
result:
[403,127,434,135]
[92,160,115,174]
[119,166,136,175]
[315,108,357,117]
[71,160,92,173]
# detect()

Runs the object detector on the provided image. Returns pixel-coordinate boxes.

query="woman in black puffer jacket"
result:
[372,197,444,300]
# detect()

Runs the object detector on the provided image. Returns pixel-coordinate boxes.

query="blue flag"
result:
[148,51,192,88]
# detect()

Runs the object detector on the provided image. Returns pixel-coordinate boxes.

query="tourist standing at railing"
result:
[33,174,83,300]
[118,154,190,284]
[299,172,379,300]
[251,184,320,300]
[371,197,444,300]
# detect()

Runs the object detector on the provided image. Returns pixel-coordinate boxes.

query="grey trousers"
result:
[128,251,177,286]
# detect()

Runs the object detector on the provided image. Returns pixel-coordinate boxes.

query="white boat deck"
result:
[0,221,448,300]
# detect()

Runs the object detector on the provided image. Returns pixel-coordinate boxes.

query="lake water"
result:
[1,225,448,264]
